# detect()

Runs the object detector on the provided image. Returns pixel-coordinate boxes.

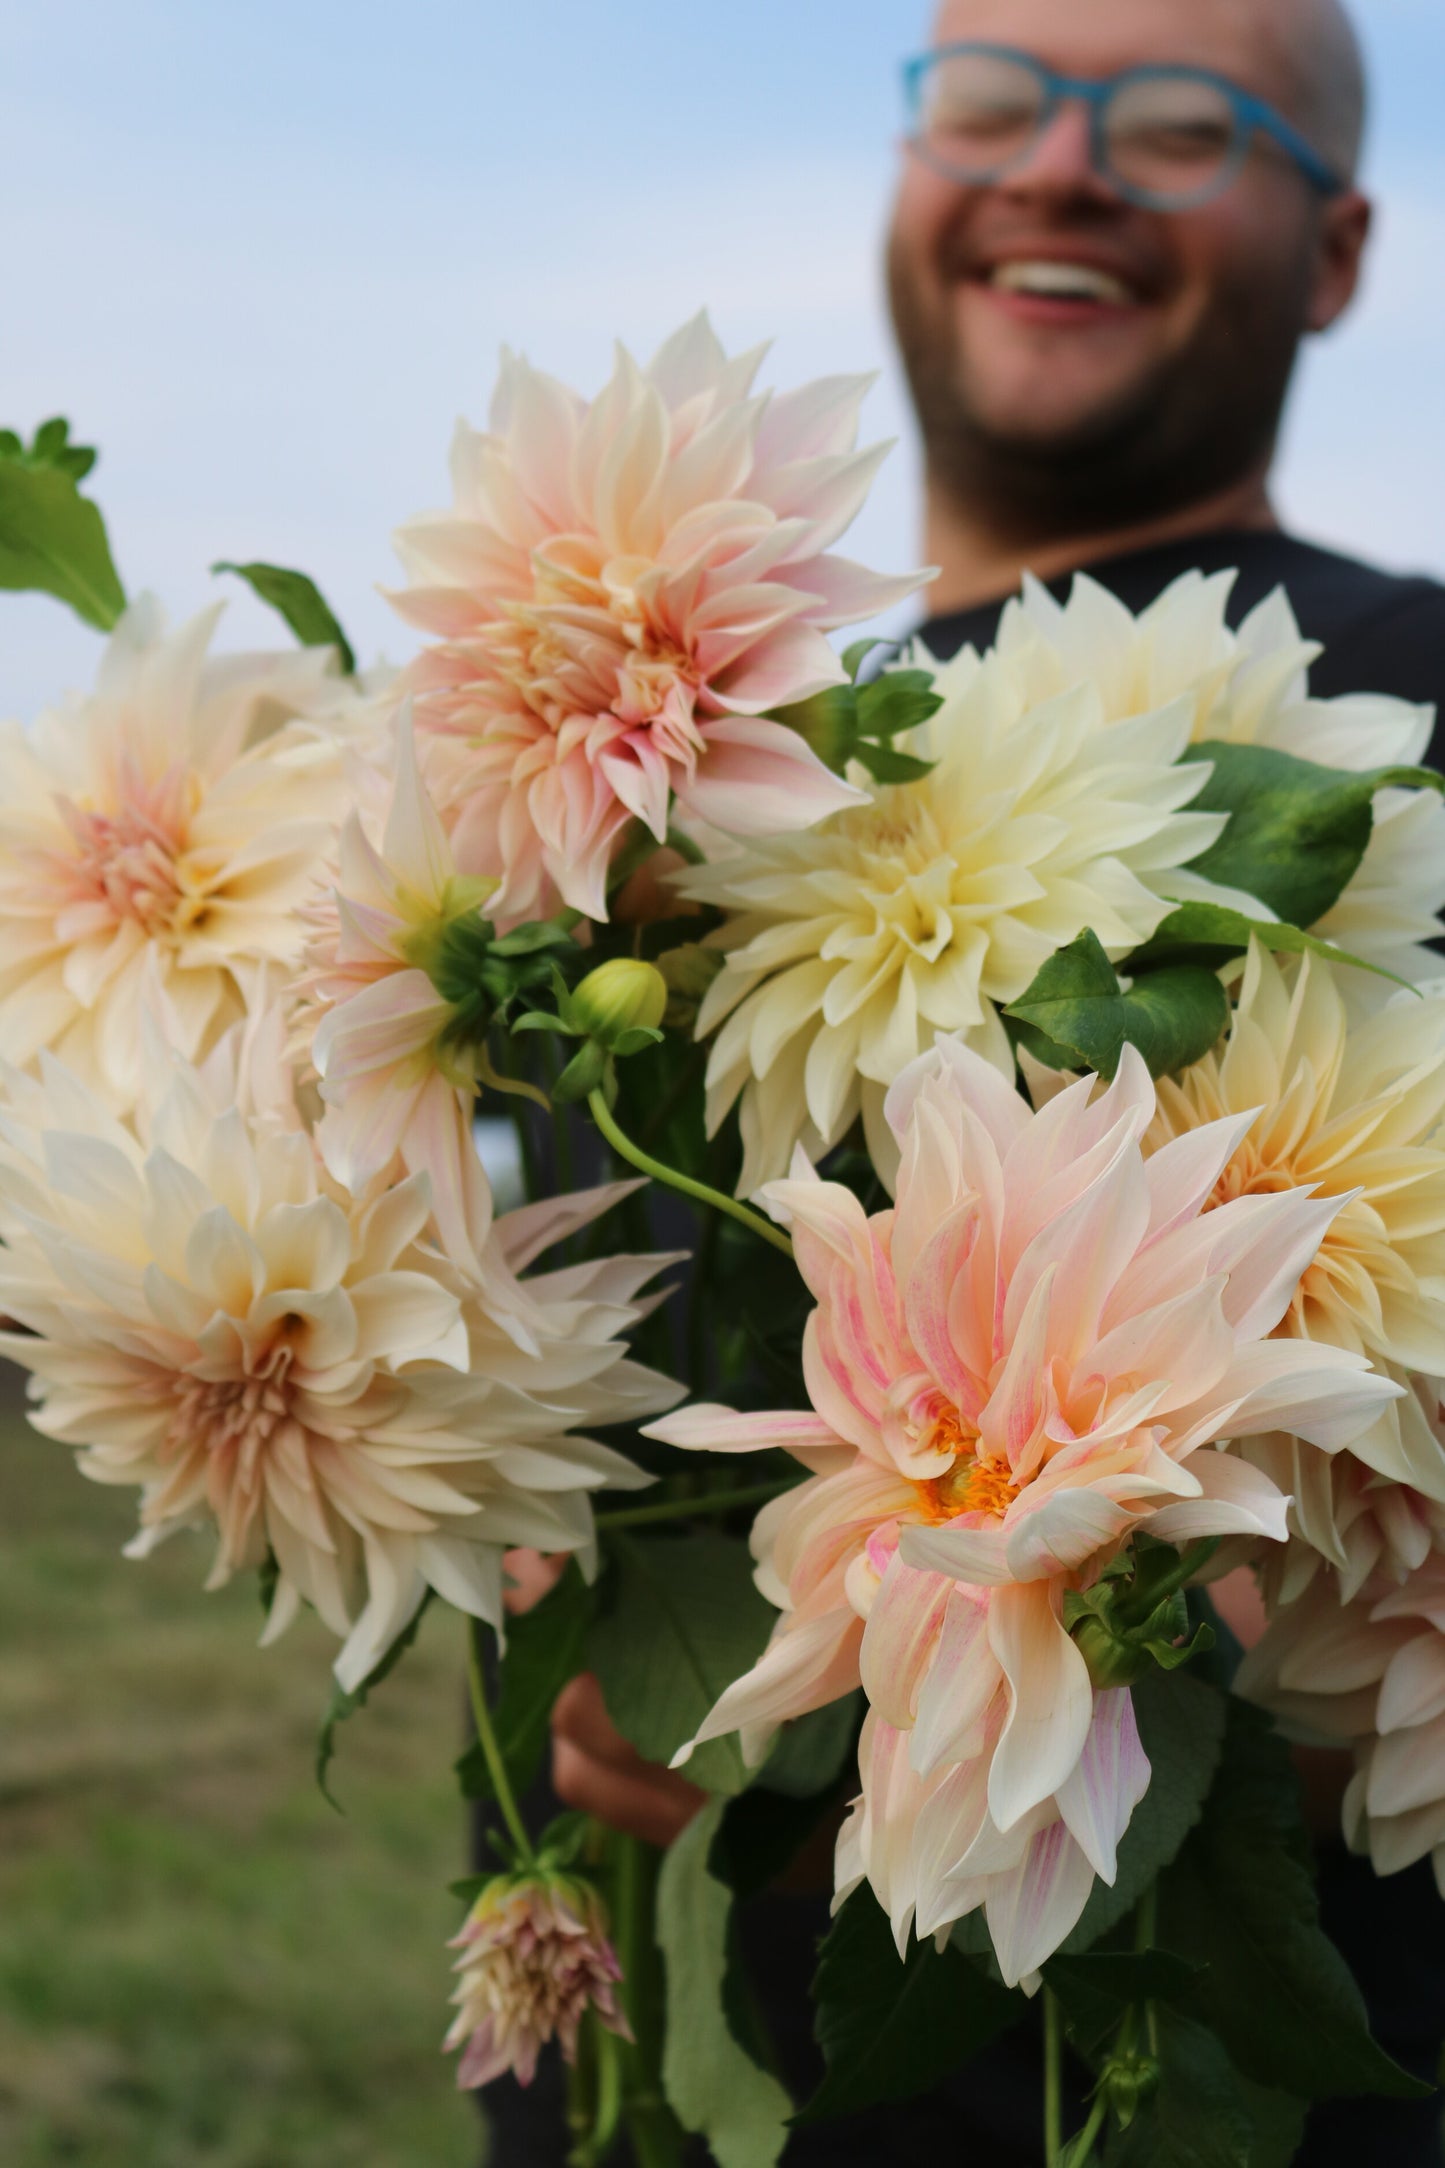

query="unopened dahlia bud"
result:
[444,1872,632,2090]
[571,958,668,1045]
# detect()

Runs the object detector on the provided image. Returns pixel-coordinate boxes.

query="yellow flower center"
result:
[57,763,211,941]
[913,1409,1020,1522]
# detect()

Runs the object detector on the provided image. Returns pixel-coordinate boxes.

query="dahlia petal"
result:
[1054,1688,1151,1882]
[987,1582,1094,1831]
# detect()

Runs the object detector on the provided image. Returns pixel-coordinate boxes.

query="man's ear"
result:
[1306,189,1372,334]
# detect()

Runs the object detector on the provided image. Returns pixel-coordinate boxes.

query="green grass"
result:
[0,1365,483,2167]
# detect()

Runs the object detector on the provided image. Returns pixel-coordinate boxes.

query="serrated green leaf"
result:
[1062,1669,1226,1955]
[212,559,356,674]
[0,451,126,630]
[853,741,937,785]
[1006,930,1229,1081]
[799,1889,1022,2124]
[855,669,944,741]
[585,1531,774,1796]
[454,1561,596,1807]
[1130,900,1412,989]
[315,1593,432,1810]
[1182,741,1445,932]
[1158,1698,1432,2101]
[1045,1950,1205,2061]
[657,1798,792,2168]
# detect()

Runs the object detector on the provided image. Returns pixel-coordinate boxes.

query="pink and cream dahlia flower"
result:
[446,1873,631,2089]
[647,1038,1396,1981]
[297,713,499,1273]
[390,313,926,927]
[0,596,358,1111]
[0,1022,676,1690]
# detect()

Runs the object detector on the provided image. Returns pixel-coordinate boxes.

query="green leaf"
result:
[657,1798,793,2168]
[1044,1950,1205,2061]
[841,637,888,680]
[1104,2010,1259,2168]
[211,559,356,674]
[585,1531,775,1796]
[454,1561,596,1807]
[754,1689,860,1799]
[1062,1669,1226,1955]
[852,740,937,785]
[315,1593,432,1810]
[1158,1698,1432,2101]
[1130,900,1411,989]
[799,1889,1022,2124]
[708,1695,860,1903]
[769,683,859,773]
[854,668,943,741]
[1006,930,1229,1081]
[0,435,126,630]
[1182,741,1445,931]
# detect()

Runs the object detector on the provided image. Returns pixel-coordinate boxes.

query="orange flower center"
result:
[914,1409,1020,1523]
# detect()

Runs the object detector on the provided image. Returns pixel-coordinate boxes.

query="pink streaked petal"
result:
[987,1582,1094,1832]
[984,1817,1098,1987]
[771,553,934,628]
[705,620,847,715]
[911,1584,1001,1776]
[859,1553,956,1732]
[1054,1688,1151,1882]
[677,1606,863,1766]
[680,716,864,835]
[1145,1447,1290,1546]
[978,1264,1055,1477]
[642,1401,844,1462]
[899,1519,1013,1588]
[1002,1485,1140,1584]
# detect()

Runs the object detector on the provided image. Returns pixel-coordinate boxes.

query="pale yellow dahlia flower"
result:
[1149,942,1445,1574]
[998,569,1445,987]
[0,596,360,1110]
[683,644,1233,1194]
[0,1022,675,1689]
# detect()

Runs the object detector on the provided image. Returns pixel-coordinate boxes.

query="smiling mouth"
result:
[985,259,1137,305]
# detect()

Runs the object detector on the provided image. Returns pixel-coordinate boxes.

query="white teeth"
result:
[990,260,1132,303]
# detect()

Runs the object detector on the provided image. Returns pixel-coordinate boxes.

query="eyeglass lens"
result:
[915,52,1242,206]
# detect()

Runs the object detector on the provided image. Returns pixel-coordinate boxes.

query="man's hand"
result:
[502,1548,705,1848]
[551,1672,707,1849]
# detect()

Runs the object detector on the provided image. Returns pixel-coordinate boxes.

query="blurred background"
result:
[1,2,1443,2162]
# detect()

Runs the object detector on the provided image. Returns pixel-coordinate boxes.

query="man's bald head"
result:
[1274,0,1366,182]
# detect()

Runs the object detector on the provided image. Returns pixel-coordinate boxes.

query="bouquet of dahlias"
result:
[4,325,1445,2167]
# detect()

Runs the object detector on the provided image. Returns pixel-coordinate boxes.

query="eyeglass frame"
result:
[901,42,1347,209]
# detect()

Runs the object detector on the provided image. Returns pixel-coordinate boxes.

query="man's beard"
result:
[888,239,1313,545]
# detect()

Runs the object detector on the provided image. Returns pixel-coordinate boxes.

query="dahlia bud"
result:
[570,958,668,1045]
[444,1871,632,2091]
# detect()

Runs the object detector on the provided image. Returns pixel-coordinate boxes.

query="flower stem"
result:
[587,1090,794,1259]
[594,1479,797,1533]
[1044,1986,1064,2164]
[466,1618,535,1868]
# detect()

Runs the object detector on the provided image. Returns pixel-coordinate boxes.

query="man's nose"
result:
[999,99,1118,202]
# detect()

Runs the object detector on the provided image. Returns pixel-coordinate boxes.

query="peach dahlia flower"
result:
[0,596,358,1111]
[0,1022,676,1690]
[647,1039,1395,1982]
[390,313,925,927]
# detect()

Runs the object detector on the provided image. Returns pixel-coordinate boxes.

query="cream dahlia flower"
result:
[998,569,1445,987]
[0,1024,676,1690]
[647,1038,1394,1981]
[683,643,1233,1195]
[297,713,499,1273]
[0,596,360,1111]
[445,1872,631,2090]
[390,312,926,927]
[1238,1556,1445,1895]
[1149,943,1445,1548]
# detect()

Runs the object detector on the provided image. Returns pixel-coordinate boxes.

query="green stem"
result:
[1044,1987,1064,2164]
[594,1479,797,1533]
[587,1090,794,1260]
[1067,2092,1109,2165]
[1137,1883,1161,2058]
[466,1619,535,1868]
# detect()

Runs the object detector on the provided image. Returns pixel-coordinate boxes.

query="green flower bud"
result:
[1100,2051,1160,2130]
[570,959,668,1046]
[1070,1612,1156,1692]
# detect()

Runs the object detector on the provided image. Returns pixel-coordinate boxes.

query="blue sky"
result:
[3,0,1443,716]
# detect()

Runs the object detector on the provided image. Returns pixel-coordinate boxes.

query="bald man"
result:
[484,3,1445,2162]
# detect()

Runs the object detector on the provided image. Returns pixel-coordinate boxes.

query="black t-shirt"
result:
[479,530,1445,2168]
[914,528,1445,759]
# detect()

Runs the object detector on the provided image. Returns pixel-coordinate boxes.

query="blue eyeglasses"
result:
[902,44,1345,210]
